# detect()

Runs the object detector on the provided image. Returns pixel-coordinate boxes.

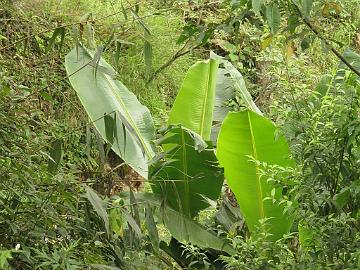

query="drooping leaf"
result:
[211,68,236,143]
[217,111,294,240]
[86,22,96,48]
[104,113,117,146]
[129,188,141,228]
[121,192,236,255]
[131,10,151,35]
[160,198,236,255]
[47,139,63,174]
[143,38,152,75]
[47,27,65,52]
[266,3,281,35]
[121,209,143,238]
[168,59,219,141]
[213,68,236,123]
[65,45,155,178]
[145,203,160,252]
[150,126,223,218]
[215,198,243,232]
[223,61,262,115]
[84,185,110,236]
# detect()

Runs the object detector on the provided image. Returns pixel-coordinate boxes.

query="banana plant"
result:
[65,45,155,179]
[217,110,294,240]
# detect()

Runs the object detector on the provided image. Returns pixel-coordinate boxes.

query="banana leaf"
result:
[65,45,155,178]
[168,59,219,141]
[217,110,294,240]
[150,125,223,218]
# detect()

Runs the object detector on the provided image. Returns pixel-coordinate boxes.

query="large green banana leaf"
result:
[65,45,155,178]
[168,59,219,141]
[150,125,223,218]
[217,110,294,240]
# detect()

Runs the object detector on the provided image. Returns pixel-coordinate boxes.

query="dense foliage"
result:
[1,0,360,269]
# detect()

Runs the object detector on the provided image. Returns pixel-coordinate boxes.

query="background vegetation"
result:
[1,0,360,269]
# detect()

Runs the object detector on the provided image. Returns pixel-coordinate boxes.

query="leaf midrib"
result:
[103,68,153,160]
[180,128,190,216]
[247,111,264,220]
[199,61,214,139]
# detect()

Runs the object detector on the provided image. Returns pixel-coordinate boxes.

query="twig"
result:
[15,59,93,102]
[147,40,201,83]
[292,1,360,77]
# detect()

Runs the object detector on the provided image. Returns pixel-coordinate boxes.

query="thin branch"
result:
[147,40,201,83]
[15,59,93,102]
[292,1,360,77]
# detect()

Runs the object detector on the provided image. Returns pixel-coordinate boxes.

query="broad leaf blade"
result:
[65,45,155,178]
[150,126,224,218]
[217,111,293,240]
[168,59,219,141]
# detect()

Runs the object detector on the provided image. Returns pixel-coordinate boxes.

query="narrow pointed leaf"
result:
[252,0,262,13]
[144,39,153,74]
[65,45,155,178]
[145,203,160,251]
[301,0,314,19]
[168,59,219,141]
[84,185,110,236]
[266,4,281,35]
[217,111,294,240]
[48,139,63,174]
